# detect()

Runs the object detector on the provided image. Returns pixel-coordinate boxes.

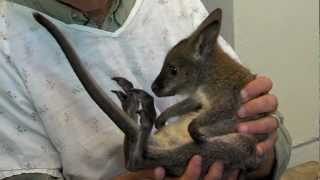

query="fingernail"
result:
[238,125,248,133]
[193,155,202,166]
[154,167,165,180]
[237,107,246,118]
[241,90,248,102]
[214,161,224,172]
[256,145,264,156]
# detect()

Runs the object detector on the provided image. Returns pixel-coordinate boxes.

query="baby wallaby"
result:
[152,9,256,143]
[34,8,264,180]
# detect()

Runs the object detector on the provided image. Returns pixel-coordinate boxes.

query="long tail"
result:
[33,12,139,138]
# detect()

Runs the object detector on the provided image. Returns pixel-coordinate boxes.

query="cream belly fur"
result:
[151,112,198,150]
[150,88,213,150]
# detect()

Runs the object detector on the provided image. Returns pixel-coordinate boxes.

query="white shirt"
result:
[0,0,240,179]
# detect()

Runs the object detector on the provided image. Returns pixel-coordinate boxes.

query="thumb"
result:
[154,167,166,180]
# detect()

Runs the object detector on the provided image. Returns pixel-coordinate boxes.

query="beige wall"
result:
[203,0,319,167]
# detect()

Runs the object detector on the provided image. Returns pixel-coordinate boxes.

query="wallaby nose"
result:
[151,82,162,93]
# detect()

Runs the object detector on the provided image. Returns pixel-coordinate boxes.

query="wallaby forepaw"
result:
[188,121,207,144]
[155,115,167,129]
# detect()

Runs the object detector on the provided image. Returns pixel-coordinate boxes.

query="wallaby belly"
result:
[150,111,200,150]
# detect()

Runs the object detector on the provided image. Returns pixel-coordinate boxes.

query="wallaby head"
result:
[152,8,223,97]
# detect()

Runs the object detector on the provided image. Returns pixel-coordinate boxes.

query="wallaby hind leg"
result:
[111,77,142,169]
[126,89,156,169]
[111,77,156,170]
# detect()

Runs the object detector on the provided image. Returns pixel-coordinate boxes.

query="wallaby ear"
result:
[190,8,222,60]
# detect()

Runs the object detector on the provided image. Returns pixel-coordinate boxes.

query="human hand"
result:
[236,75,279,177]
[113,169,155,180]
[237,75,279,155]
[154,155,239,180]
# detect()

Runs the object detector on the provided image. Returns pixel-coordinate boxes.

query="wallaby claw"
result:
[111,90,127,102]
[155,116,166,129]
[155,111,171,129]
[112,77,134,92]
[111,89,139,117]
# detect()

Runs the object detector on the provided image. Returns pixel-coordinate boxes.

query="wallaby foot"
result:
[112,77,156,170]
[112,77,139,119]
[126,89,156,170]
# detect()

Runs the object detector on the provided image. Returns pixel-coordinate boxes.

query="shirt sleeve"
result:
[273,113,293,180]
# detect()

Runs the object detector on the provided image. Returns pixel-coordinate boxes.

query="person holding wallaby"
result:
[1,0,291,179]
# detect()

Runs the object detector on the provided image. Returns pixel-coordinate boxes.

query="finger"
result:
[241,75,273,102]
[256,131,278,156]
[182,155,202,180]
[154,167,165,180]
[238,94,278,118]
[227,170,239,180]
[204,161,224,180]
[237,115,279,134]
[121,169,154,180]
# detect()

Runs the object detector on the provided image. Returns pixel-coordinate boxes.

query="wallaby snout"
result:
[151,81,161,95]
[151,79,170,97]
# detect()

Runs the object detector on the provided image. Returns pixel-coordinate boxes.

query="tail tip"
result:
[32,12,44,23]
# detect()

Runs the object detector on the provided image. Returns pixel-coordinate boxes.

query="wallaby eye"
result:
[168,65,177,76]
